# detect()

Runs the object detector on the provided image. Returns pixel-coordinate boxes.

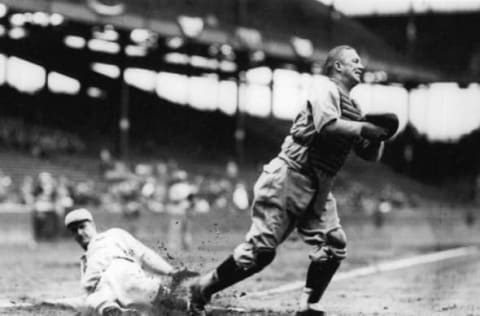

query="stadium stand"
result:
[0,150,95,186]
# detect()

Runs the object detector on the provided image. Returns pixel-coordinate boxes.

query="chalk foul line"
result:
[243,246,479,298]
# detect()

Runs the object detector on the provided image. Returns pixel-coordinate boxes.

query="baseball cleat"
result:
[296,301,327,316]
[295,310,326,316]
[102,306,140,316]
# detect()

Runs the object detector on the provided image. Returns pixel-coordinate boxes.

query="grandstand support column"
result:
[327,3,335,46]
[403,81,419,176]
[115,27,130,163]
[186,43,192,105]
[233,0,247,165]
[406,5,417,59]
[403,81,420,127]
[235,70,246,165]
[119,73,130,162]
[269,67,274,119]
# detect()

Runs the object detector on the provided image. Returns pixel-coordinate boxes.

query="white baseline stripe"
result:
[244,246,479,298]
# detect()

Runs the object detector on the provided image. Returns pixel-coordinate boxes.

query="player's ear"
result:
[333,60,343,72]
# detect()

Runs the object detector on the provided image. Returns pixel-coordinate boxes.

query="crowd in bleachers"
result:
[96,149,250,214]
[0,152,419,217]
[0,142,441,240]
[0,152,251,240]
[0,118,86,158]
[1,157,250,215]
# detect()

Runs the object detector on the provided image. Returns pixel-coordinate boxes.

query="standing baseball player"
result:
[187,45,398,316]
[65,208,196,316]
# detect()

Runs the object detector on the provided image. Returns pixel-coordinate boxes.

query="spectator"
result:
[99,148,114,178]
[32,172,59,240]
[166,170,196,251]
[232,182,249,211]
[0,169,12,203]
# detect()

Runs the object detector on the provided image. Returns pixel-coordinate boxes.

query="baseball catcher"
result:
[187,45,398,316]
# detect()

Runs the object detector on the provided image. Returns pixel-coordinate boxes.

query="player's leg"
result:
[85,281,121,316]
[188,203,287,316]
[101,305,141,316]
[89,260,161,315]
[302,228,347,313]
[297,191,346,315]
[189,241,278,312]
[188,158,298,316]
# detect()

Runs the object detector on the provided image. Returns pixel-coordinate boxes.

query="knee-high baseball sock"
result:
[305,259,341,303]
[202,250,275,298]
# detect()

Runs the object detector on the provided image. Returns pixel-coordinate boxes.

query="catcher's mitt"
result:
[364,113,399,139]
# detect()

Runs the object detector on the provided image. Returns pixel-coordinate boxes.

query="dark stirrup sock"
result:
[204,250,275,297]
[305,259,341,303]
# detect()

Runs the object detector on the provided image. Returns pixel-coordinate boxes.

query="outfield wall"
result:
[0,203,34,245]
[0,203,478,252]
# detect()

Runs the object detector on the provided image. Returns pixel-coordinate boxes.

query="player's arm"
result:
[323,119,362,138]
[139,245,175,276]
[354,139,384,161]
[310,80,387,141]
[119,229,198,284]
[120,229,175,276]
[135,239,199,286]
[323,119,389,141]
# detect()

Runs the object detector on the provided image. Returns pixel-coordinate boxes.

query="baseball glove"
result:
[364,113,399,139]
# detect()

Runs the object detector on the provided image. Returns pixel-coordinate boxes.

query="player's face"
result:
[338,49,364,86]
[69,221,96,250]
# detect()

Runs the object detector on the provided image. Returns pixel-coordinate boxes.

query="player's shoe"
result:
[295,301,326,316]
[102,306,140,316]
[187,280,210,316]
[295,310,326,316]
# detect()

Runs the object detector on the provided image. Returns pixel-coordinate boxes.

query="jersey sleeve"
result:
[114,228,150,260]
[308,77,341,133]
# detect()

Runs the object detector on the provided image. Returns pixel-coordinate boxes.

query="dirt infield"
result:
[1,211,479,315]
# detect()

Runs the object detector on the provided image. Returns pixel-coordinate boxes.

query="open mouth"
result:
[354,70,363,80]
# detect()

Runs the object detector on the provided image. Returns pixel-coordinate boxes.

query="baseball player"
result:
[65,208,196,316]
[187,45,398,316]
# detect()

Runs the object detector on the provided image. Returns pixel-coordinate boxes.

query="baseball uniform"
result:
[234,76,364,265]
[81,228,168,315]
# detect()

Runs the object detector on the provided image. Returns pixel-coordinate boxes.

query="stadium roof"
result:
[0,0,443,83]
[318,0,480,16]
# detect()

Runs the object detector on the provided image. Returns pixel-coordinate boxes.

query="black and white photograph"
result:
[0,0,479,315]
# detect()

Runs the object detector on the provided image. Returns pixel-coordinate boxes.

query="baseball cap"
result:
[64,208,93,228]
